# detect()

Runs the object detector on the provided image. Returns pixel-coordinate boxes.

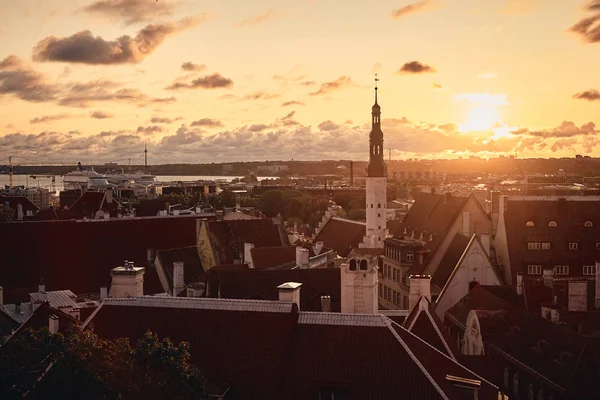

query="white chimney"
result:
[106,189,113,204]
[49,315,59,334]
[320,295,332,312]
[100,286,108,299]
[296,247,310,269]
[103,212,110,220]
[313,241,324,256]
[146,249,155,264]
[516,273,523,296]
[340,260,379,314]
[0,286,3,307]
[409,275,431,312]
[173,261,185,296]
[596,261,600,309]
[277,282,302,310]
[550,306,560,323]
[108,262,145,298]
[244,243,255,268]
[17,203,23,220]
[39,283,45,293]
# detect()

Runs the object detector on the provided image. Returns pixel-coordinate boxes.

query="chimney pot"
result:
[277,282,302,310]
[409,275,431,312]
[296,247,310,269]
[173,261,185,296]
[39,283,45,293]
[100,286,108,299]
[320,295,332,312]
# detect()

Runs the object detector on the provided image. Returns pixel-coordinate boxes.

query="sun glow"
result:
[459,106,500,132]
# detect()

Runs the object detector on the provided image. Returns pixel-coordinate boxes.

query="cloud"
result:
[512,121,597,138]
[309,76,354,96]
[550,138,578,152]
[190,118,223,127]
[91,110,113,119]
[569,3,600,43]
[432,82,443,89]
[277,111,300,126]
[573,89,600,101]
[83,0,179,25]
[59,80,159,108]
[398,61,436,74]
[236,9,275,27]
[0,55,61,102]
[389,0,438,19]
[372,63,383,72]
[29,114,71,124]
[181,61,206,72]
[151,116,176,124]
[282,100,305,107]
[318,120,341,131]
[32,17,203,64]
[151,96,177,103]
[454,93,508,106]
[136,125,164,135]
[477,72,498,79]
[242,91,280,101]
[249,124,270,132]
[300,81,316,86]
[166,73,233,90]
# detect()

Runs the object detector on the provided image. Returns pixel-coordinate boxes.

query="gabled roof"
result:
[0,195,39,215]
[68,190,121,220]
[313,217,365,257]
[402,296,458,360]
[155,246,204,294]
[205,219,290,265]
[206,268,341,312]
[83,296,499,399]
[250,244,334,270]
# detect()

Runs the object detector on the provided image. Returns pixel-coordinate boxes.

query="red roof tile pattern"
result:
[84,297,499,399]
[205,219,290,265]
[206,268,341,312]
[313,217,366,257]
[0,216,214,303]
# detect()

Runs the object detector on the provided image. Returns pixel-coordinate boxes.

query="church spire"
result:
[367,74,385,177]
[374,73,379,105]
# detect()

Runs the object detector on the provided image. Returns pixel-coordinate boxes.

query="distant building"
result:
[256,165,289,174]
[1,186,50,210]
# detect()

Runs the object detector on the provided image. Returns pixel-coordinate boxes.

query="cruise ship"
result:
[63,163,110,190]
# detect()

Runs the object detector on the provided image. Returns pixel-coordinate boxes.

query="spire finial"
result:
[374,73,379,104]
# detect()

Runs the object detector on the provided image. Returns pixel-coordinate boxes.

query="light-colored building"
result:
[0,186,50,210]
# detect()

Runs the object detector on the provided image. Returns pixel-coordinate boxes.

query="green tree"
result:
[347,208,366,221]
[257,189,286,217]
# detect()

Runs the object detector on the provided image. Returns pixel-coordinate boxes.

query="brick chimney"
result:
[409,275,431,312]
[277,282,302,310]
[108,261,145,298]
[49,315,59,334]
[173,261,185,297]
[296,247,309,269]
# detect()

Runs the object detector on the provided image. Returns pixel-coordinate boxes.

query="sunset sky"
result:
[1,0,599,165]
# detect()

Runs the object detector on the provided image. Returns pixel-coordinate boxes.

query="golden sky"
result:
[0,0,599,164]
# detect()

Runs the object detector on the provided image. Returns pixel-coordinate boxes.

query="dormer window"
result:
[548,221,557,227]
[406,251,414,262]
[585,221,593,227]
[526,221,535,227]
[568,242,578,250]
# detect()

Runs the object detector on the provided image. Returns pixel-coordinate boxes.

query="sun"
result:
[459,106,500,132]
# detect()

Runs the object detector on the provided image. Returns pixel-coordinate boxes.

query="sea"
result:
[0,174,271,193]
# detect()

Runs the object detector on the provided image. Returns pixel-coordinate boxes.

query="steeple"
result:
[367,74,386,177]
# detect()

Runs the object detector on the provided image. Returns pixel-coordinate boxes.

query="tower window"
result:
[371,204,373,208]
[526,221,534,227]
[549,221,557,227]
[359,259,368,270]
[585,221,593,227]
[377,203,381,208]
[349,259,357,271]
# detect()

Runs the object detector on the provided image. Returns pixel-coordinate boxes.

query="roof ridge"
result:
[330,216,366,226]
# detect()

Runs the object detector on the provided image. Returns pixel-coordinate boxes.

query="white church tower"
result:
[362,75,388,249]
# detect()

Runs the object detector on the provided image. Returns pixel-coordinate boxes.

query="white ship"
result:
[105,170,157,185]
[63,163,110,190]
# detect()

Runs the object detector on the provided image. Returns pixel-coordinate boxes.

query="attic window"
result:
[548,221,557,227]
[526,221,534,227]
[585,221,593,227]
[406,251,414,262]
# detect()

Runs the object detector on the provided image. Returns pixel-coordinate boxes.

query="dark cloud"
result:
[0,55,61,102]
[249,124,269,132]
[277,111,299,126]
[33,17,202,65]
[242,91,280,101]
[236,9,274,27]
[151,96,177,103]
[181,61,206,72]
[136,125,164,135]
[60,82,150,108]
[511,121,597,138]
[569,2,600,43]
[83,0,178,25]
[190,118,223,127]
[91,110,113,119]
[30,114,71,124]
[318,120,341,131]
[398,61,436,74]
[160,126,203,147]
[573,89,600,101]
[389,0,437,19]
[166,73,234,90]
[309,76,353,96]
[151,116,175,124]
[282,100,305,107]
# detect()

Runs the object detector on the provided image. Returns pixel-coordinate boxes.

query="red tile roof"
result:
[313,217,365,257]
[250,246,297,269]
[206,268,341,311]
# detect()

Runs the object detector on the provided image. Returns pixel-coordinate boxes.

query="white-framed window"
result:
[542,242,551,250]
[583,265,597,276]
[554,265,569,275]
[528,265,542,275]
[528,242,541,250]
[585,221,593,227]
[569,242,578,250]
[549,221,558,227]
[526,221,534,227]
[406,251,414,262]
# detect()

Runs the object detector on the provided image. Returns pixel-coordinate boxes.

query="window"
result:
[528,242,541,250]
[318,387,346,400]
[359,259,368,270]
[526,221,535,227]
[393,291,397,305]
[583,265,596,276]
[528,265,542,275]
[406,251,414,262]
[387,288,391,301]
[513,373,519,396]
[549,221,557,227]
[503,367,510,389]
[370,204,373,208]
[377,203,381,208]
[349,259,357,271]
[377,213,381,217]
[528,384,535,400]
[538,390,544,400]
[569,242,578,250]
[597,243,600,250]
[542,242,551,250]
[378,283,382,296]
[585,220,593,227]
[393,268,397,282]
[554,265,569,275]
